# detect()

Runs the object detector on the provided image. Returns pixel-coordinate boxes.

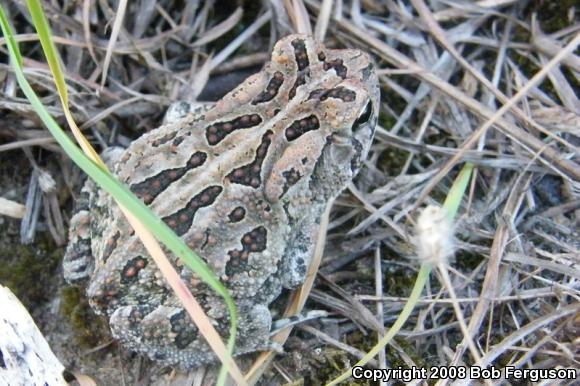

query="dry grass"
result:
[0,0,578,385]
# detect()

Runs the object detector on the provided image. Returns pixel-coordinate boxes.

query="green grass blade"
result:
[326,263,432,386]
[444,163,474,220]
[327,164,473,385]
[26,0,68,106]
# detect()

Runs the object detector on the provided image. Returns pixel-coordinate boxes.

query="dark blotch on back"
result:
[205,114,262,145]
[227,131,273,188]
[102,231,121,263]
[289,71,308,100]
[170,310,197,349]
[162,186,223,236]
[130,151,207,205]
[252,71,284,104]
[308,86,356,102]
[279,168,302,198]
[285,115,320,141]
[151,131,177,147]
[225,226,267,277]
[120,256,148,284]
[228,206,246,223]
[291,39,309,71]
[289,39,311,100]
[172,136,185,147]
[323,58,347,79]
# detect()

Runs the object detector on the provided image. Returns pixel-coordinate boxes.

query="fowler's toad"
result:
[64,34,379,368]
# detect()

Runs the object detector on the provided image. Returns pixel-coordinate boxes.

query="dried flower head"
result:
[37,169,56,194]
[414,205,455,266]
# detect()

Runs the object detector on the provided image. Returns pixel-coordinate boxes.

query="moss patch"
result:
[0,230,61,309]
[60,285,109,347]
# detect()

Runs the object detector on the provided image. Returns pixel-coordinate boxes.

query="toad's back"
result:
[63,34,379,368]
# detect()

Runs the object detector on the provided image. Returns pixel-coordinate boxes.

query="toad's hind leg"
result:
[63,147,125,283]
[108,305,210,367]
[63,181,94,283]
[279,215,321,289]
[109,303,273,368]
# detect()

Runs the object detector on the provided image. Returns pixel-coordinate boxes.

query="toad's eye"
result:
[352,100,373,131]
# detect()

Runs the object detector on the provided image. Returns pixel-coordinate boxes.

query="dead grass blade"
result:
[447,174,532,369]
[313,0,333,41]
[0,197,26,219]
[415,32,580,205]
[285,0,312,34]
[99,0,126,88]
[192,7,243,47]
[531,15,580,74]
[81,0,98,67]
[210,11,271,70]
[478,302,580,367]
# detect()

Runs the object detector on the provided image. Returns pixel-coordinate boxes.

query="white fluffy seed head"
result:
[414,205,455,266]
[37,169,56,194]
